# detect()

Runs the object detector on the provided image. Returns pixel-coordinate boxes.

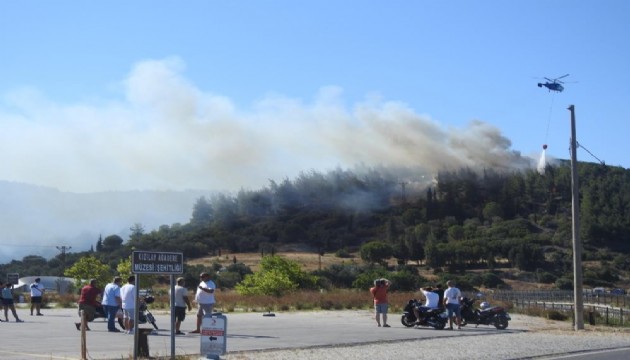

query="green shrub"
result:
[545,310,568,321]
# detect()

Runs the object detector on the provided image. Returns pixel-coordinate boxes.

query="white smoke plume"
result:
[537,148,547,175]
[0,57,533,193]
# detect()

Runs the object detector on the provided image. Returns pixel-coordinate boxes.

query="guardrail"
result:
[489,290,629,327]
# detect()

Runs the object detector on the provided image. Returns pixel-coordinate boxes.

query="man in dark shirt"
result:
[77,279,100,330]
[433,283,445,309]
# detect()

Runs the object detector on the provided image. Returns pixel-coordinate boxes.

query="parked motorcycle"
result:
[92,302,126,330]
[91,296,158,330]
[459,297,510,330]
[401,299,448,330]
[138,295,158,330]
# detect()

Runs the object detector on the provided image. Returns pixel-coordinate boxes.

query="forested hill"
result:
[3,161,629,289]
[125,161,630,261]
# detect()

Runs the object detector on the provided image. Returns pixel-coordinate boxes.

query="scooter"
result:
[401,299,448,330]
[459,297,510,330]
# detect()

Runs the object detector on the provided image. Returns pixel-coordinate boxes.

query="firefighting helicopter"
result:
[537,74,569,92]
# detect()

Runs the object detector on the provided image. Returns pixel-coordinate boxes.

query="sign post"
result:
[200,313,227,359]
[131,251,183,360]
[7,273,19,285]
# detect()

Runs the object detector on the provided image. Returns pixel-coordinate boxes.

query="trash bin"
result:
[137,328,154,357]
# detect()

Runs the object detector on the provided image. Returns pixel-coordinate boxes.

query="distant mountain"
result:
[0,181,211,263]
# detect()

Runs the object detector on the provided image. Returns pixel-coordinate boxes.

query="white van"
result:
[592,287,605,295]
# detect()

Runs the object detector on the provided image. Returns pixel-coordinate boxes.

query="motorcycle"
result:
[401,299,448,330]
[459,297,510,330]
[91,295,158,330]
[138,295,158,330]
[91,302,126,330]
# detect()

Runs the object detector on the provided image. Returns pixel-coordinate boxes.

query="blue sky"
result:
[1,1,628,193]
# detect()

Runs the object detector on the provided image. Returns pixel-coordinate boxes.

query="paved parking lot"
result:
[0,309,624,360]
[0,306,555,359]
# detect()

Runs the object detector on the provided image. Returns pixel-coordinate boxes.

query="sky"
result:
[1,1,628,194]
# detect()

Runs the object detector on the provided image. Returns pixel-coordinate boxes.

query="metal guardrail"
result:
[489,290,629,327]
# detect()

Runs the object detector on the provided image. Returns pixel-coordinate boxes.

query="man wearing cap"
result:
[190,272,216,334]
[30,278,45,316]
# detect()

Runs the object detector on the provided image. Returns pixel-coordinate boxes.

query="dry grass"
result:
[148,288,419,314]
[189,251,367,272]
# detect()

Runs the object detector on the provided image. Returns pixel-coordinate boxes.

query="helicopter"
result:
[537,74,569,92]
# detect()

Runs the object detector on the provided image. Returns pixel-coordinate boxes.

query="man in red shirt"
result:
[77,279,100,330]
[369,278,391,327]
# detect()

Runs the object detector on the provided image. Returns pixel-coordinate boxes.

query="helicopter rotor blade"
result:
[544,77,553,82]
[557,74,570,80]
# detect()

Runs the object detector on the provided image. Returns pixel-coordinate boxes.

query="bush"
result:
[545,310,569,321]
[335,248,353,258]
[481,272,505,288]
[536,270,557,284]
[389,271,425,292]
[555,277,573,290]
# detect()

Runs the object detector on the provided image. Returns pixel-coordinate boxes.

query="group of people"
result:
[0,277,47,323]
[75,272,216,335]
[370,279,463,330]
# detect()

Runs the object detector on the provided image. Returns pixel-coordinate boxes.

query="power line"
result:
[576,141,605,165]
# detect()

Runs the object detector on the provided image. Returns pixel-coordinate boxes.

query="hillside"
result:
[2,162,630,293]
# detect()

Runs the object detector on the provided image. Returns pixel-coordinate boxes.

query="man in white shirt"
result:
[30,278,45,316]
[413,286,439,324]
[169,277,192,335]
[443,280,462,330]
[190,272,216,334]
[120,276,136,334]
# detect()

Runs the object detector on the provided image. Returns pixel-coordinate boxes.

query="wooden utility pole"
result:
[568,104,584,330]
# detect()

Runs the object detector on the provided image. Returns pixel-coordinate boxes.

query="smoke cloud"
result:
[0,57,533,193]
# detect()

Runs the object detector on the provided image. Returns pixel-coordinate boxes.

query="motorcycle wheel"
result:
[401,315,416,328]
[433,318,446,330]
[494,317,509,330]
[146,313,158,330]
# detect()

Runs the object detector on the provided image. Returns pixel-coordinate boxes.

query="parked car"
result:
[610,288,626,295]
[592,287,605,295]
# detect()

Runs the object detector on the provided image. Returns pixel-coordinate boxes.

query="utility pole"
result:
[56,245,72,276]
[568,105,584,330]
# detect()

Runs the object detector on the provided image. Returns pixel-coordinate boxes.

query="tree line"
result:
[2,161,629,292]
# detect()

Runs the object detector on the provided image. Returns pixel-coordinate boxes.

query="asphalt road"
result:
[0,306,627,360]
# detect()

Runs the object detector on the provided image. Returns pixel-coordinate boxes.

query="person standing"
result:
[433,283,445,310]
[2,282,23,322]
[101,276,122,332]
[369,278,391,327]
[169,277,192,335]
[30,278,45,316]
[443,280,462,330]
[77,279,100,330]
[190,272,216,334]
[120,275,136,334]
